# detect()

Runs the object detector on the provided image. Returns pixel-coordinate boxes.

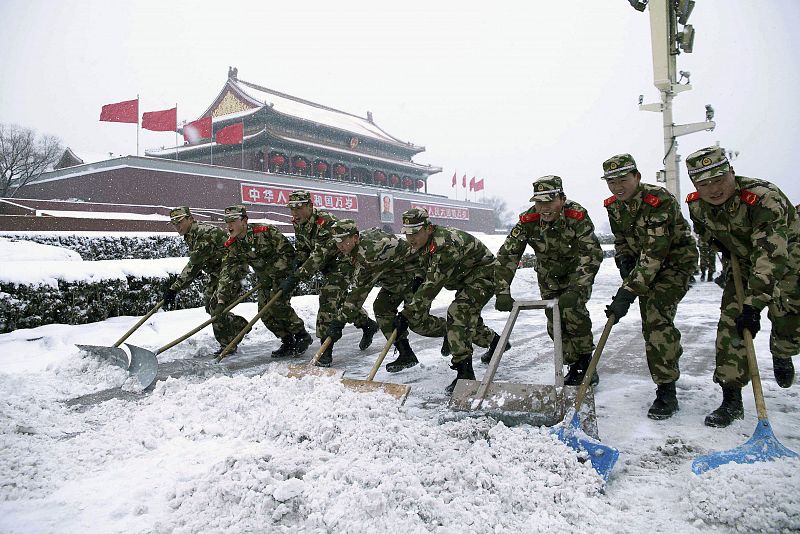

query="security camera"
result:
[705,104,714,122]
[628,0,648,12]
[677,25,695,53]
[677,0,695,24]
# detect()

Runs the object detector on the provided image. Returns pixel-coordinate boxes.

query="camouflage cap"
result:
[401,208,430,234]
[601,154,638,181]
[287,190,312,208]
[529,175,564,202]
[331,218,359,242]
[686,146,731,184]
[223,204,248,222]
[169,206,191,223]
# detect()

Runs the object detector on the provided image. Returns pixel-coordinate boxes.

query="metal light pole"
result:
[635,0,715,199]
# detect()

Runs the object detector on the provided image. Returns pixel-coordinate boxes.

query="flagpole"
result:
[240,119,244,169]
[174,103,178,160]
[136,94,140,156]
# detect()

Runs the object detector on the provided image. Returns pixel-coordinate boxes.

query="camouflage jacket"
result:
[605,182,698,295]
[170,221,228,292]
[339,228,423,322]
[218,223,295,297]
[495,200,602,299]
[687,175,800,310]
[403,226,496,321]
[292,208,340,280]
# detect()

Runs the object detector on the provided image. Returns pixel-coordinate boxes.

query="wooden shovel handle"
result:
[574,316,614,412]
[112,300,164,347]
[366,329,398,382]
[310,337,333,365]
[216,290,283,362]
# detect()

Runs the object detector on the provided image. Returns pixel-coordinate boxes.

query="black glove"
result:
[326,319,345,342]
[709,238,731,259]
[162,288,177,309]
[411,277,424,293]
[615,255,636,279]
[495,294,514,312]
[278,274,298,295]
[605,288,636,324]
[558,290,580,311]
[393,312,410,336]
[735,304,761,339]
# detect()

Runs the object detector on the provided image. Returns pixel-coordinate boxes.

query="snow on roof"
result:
[35,210,170,221]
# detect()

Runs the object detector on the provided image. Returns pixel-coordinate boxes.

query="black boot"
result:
[270,335,296,358]
[359,318,379,350]
[445,357,476,395]
[647,382,679,420]
[293,331,313,356]
[480,333,511,364]
[385,338,419,373]
[700,270,706,282]
[564,353,599,386]
[440,336,451,356]
[773,355,795,388]
[706,271,714,282]
[704,385,744,427]
[315,343,333,367]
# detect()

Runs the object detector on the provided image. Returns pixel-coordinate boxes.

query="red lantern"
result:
[416,179,425,190]
[294,159,308,170]
[315,162,328,174]
[390,174,400,186]
[402,177,413,189]
[270,154,285,166]
[374,171,386,183]
[334,164,347,177]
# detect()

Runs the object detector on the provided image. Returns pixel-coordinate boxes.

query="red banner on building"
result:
[241,184,359,212]
[411,203,469,221]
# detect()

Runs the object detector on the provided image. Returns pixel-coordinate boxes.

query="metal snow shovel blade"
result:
[77,299,164,388]
[286,337,341,378]
[448,300,598,436]
[692,255,799,475]
[340,329,411,403]
[215,290,283,362]
[551,316,619,482]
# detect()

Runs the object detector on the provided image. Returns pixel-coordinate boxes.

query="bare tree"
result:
[0,123,63,198]
[484,195,514,230]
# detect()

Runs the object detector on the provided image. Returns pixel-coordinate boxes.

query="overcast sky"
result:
[2,0,798,230]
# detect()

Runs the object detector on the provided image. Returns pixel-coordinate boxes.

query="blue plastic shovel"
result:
[552,316,620,482]
[692,255,798,475]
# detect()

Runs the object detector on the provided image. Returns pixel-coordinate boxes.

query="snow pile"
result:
[0,237,82,262]
[0,257,185,286]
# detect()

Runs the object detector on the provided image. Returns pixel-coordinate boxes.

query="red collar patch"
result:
[223,236,237,248]
[685,191,700,203]
[315,216,326,226]
[519,212,541,223]
[740,190,759,206]
[428,242,437,254]
[603,195,617,207]
[643,193,661,208]
[564,208,585,221]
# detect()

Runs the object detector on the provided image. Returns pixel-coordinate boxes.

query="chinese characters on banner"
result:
[410,203,469,221]
[241,183,359,212]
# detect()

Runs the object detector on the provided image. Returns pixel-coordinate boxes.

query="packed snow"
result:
[1,238,799,533]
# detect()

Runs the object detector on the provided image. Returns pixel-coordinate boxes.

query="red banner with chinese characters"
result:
[241,183,359,212]
[411,203,469,221]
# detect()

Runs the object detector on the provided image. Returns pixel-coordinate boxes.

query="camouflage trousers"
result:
[444,270,497,365]
[203,278,247,349]
[258,280,306,339]
[637,269,691,384]
[373,285,446,342]
[713,270,800,388]
[541,288,595,366]
[316,270,370,341]
[700,252,716,273]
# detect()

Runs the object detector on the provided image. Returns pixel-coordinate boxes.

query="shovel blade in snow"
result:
[552,412,619,482]
[286,364,340,379]
[77,344,130,370]
[447,380,598,438]
[692,419,800,475]
[340,378,411,404]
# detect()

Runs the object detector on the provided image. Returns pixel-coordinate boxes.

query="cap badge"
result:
[609,162,618,170]
[701,156,713,166]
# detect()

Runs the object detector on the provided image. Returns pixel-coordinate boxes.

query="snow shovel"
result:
[448,299,598,436]
[77,299,164,389]
[340,329,411,403]
[286,337,340,378]
[215,290,283,362]
[551,316,620,482]
[692,254,799,475]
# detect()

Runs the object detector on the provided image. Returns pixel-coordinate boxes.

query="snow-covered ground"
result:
[1,239,799,533]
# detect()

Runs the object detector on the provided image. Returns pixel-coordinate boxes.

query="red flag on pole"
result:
[183,116,212,143]
[462,174,467,188]
[217,122,243,144]
[469,176,475,191]
[451,172,457,187]
[474,178,484,192]
[100,98,138,123]
[142,107,177,132]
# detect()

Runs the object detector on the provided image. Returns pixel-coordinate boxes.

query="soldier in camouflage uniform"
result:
[495,176,603,385]
[686,146,799,427]
[697,234,717,282]
[218,205,312,357]
[163,207,248,356]
[396,208,500,394]
[278,191,379,367]
[602,154,698,420]
[324,219,448,372]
